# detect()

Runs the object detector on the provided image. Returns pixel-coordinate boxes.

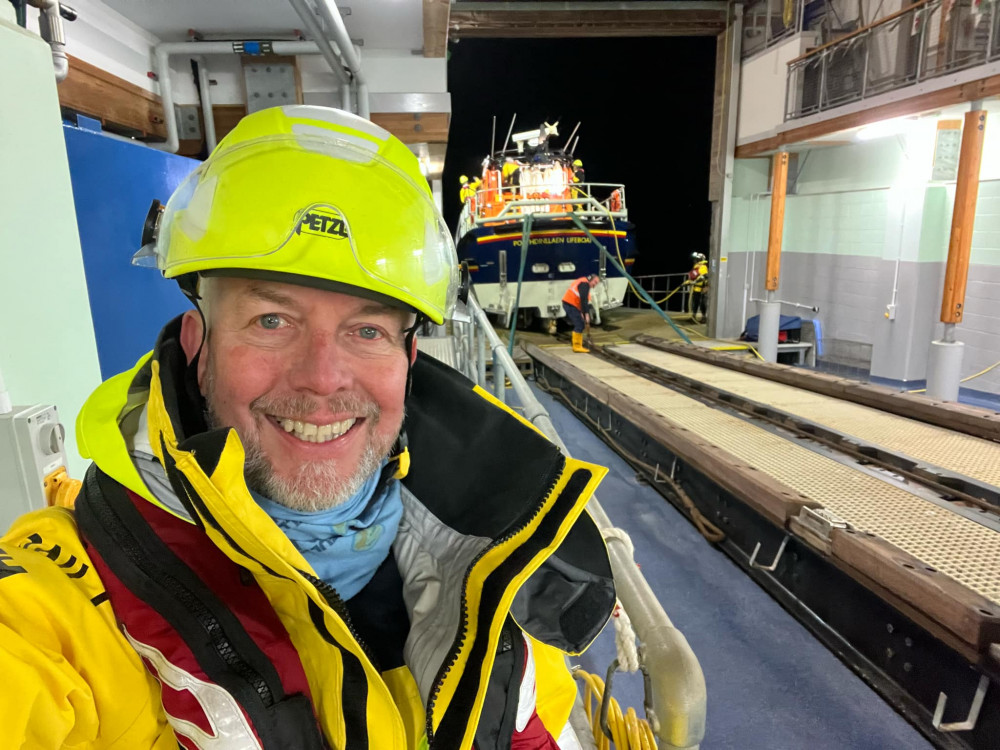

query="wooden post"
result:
[766,151,790,292]
[940,110,987,324]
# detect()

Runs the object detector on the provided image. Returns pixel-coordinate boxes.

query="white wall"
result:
[1,12,103,476]
[724,106,1000,399]
[737,32,818,143]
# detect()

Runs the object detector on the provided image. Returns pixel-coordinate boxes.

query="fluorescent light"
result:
[856,117,916,141]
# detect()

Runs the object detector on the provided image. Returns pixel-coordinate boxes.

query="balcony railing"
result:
[786,0,999,120]
[743,0,804,58]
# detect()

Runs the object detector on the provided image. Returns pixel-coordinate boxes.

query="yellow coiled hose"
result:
[573,669,657,750]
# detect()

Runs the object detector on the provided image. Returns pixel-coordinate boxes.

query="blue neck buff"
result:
[251,465,403,600]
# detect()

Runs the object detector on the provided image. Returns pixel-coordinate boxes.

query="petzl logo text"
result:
[296,207,349,240]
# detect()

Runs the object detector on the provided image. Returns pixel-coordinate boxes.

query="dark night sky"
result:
[444,36,718,276]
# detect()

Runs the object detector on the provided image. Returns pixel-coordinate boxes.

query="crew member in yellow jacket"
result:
[0,105,615,749]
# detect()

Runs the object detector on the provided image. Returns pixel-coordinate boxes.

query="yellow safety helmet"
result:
[459,175,469,184]
[572,159,582,168]
[136,105,459,324]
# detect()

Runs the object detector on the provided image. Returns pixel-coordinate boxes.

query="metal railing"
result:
[743,0,804,58]
[456,182,627,239]
[786,0,999,120]
[436,292,708,748]
[624,273,694,315]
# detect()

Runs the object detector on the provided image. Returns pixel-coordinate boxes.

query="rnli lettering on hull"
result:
[476,230,627,246]
[512,236,594,246]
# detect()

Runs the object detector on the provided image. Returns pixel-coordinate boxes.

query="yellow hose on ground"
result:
[908,359,1000,393]
[654,280,691,305]
[574,669,657,750]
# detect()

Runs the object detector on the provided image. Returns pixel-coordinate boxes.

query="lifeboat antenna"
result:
[490,115,497,157]
[570,135,580,156]
[564,121,581,153]
[501,114,517,154]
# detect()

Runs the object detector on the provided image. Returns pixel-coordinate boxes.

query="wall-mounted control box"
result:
[0,405,68,532]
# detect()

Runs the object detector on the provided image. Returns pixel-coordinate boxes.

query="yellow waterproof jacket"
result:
[0,319,615,749]
[690,261,708,293]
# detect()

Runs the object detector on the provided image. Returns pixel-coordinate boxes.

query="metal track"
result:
[594,342,1000,516]
[546,345,1000,609]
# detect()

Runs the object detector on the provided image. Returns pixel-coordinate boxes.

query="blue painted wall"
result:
[64,123,198,379]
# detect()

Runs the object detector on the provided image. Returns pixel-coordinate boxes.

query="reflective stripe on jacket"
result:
[0,317,615,749]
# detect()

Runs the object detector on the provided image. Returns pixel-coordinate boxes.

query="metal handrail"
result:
[625,273,695,314]
[459,182,627,229]
[785,0,998,120]
[742,0,804,58]
[447,292,708,749]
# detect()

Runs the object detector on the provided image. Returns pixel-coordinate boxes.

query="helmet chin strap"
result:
[176,273,209,361]
[403,313,426,397]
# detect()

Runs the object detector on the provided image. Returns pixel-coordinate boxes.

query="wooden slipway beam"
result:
[633,334,1000,443]
[525,341,1000,660]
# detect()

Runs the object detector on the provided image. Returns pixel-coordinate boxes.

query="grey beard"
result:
[203,371,396,512]
[242,432,385,512]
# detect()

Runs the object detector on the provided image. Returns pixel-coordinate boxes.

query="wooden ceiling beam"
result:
[450,10,727,38]
[423,0,450,57]
[370,112,450,145]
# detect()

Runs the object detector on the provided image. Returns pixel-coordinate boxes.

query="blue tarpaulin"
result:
[742,314,802,342]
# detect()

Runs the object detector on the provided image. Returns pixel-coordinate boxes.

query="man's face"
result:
[180,277,414,512]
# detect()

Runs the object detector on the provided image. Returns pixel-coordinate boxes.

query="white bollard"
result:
[926,339,964,402]
[757,300,782,363]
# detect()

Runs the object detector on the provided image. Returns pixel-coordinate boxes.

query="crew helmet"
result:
[136,105,460,324]
[691,252,707,262]
[572,159,583,168]
[459,175,469,184]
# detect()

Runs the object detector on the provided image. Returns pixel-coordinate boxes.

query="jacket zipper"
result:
[91,488,276,707]
[300,569,381,670]
[422,456,566,747]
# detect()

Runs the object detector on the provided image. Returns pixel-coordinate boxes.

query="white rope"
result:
[613,602,640,674]
[603,528,640,672]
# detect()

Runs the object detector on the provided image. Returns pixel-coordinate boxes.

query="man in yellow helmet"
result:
[688,251,709,324]
[0,106,614,749]
[459,174,474,204]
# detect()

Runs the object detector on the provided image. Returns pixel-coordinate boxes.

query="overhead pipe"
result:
[312,0,369,119]
[28,0,69,82]
[287,0,353,110]
[152,40,327,153]
[357,81,370,119]
[193,56,218,153]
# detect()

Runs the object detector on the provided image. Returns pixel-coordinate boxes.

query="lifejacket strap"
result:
[76,465,330,750]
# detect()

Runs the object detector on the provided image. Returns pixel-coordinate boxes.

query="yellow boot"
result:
[571,331,590,353]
